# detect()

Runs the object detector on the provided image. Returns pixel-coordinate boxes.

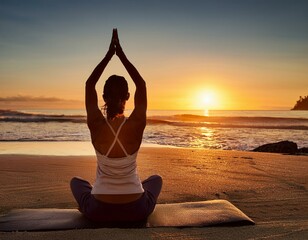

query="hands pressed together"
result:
[107,29,125,59]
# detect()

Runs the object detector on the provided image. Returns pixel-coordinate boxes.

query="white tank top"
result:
[91,118,144,195]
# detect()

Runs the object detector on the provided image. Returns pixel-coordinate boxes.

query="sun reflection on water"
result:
[201,127,213,138]
[189,126,219,148]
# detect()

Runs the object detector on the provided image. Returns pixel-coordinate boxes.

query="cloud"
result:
[0,95,83,109]
[0,95,65,102]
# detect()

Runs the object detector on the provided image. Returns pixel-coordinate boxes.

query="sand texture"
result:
[0,147,308,239]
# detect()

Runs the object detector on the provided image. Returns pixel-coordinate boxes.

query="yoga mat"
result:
[0,200,254,231]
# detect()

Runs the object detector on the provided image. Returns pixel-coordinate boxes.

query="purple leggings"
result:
[70,175,162,223]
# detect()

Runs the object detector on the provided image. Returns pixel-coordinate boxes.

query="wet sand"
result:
[0,147,307,239]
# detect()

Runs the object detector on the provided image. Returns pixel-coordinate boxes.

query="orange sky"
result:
[1,1,307,110]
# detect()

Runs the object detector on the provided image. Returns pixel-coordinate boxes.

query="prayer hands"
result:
[107,29,125,59]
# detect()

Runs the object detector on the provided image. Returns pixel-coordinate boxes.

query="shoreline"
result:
[2,141,307,157]
[0,141,177,156]
[0,147,307,239]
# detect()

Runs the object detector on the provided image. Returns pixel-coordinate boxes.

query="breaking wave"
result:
[1,110,308,130]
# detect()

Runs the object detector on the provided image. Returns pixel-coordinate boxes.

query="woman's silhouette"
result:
[70,29,162,223]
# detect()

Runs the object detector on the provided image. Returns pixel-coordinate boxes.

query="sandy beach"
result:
[0,147,308,239]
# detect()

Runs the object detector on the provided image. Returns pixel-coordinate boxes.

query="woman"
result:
[70,29,162,223]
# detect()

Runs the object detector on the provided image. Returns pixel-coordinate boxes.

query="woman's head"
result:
[103,75,129,119]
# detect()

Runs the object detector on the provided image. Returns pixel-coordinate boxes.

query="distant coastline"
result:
[291,95,308,110]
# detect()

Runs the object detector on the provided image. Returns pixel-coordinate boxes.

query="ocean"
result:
[0,109,308,151]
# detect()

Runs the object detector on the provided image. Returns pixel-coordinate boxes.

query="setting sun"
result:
[195,90,219,111]
[202,92,215,107]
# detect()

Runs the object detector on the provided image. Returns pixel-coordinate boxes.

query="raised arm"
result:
[114,30,147,121]
[85,30,116,127]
